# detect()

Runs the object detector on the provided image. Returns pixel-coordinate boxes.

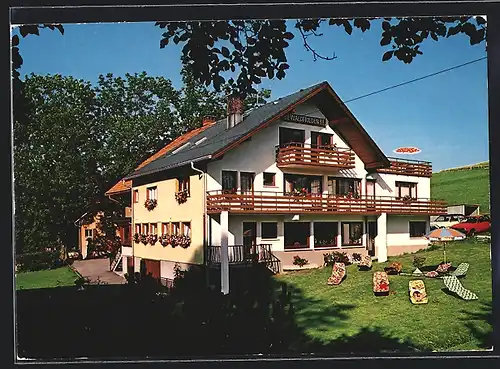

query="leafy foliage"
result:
[156,17,486,97]
[323,251,350,267]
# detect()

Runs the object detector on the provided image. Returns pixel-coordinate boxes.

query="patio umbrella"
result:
[424,227,466,263]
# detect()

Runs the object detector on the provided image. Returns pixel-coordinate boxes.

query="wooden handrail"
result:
[275,143,356,169]
[206,190,447,215]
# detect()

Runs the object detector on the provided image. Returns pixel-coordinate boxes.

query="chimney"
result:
[227,95,244,129]
[202,115,217,127]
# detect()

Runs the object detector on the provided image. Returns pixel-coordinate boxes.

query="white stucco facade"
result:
[206,100,434,263]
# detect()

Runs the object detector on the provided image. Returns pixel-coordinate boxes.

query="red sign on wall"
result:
[393,147,421,154]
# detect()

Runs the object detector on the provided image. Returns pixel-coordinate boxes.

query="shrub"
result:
[292,255,309,268]
[352,253,362,262]
[412,256,426,269]
[16,250,62,272]
[323,251,350,267]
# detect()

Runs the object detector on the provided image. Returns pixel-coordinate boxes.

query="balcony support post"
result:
[309,221,315,249]
[337,221,342,249]
[220,211,230,295]
[375,212,388,262]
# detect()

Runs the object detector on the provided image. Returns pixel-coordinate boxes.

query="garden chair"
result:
[409,280,428,304]
[443,275,478,300]
[450,263,469,278]
[327,262,346,286]
[358,255,372,270]
[373,271,390,296]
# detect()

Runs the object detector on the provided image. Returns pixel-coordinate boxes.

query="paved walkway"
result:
[72,258,126,285]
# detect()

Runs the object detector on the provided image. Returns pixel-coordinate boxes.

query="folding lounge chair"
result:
[450,263,469,278]
[443,275,478,300]
[327,262,346,286]
[373,271,390,296]
[409,280,428,304]
[358,255,372,270]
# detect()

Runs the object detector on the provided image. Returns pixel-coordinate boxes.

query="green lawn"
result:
[16,266,79,290]
[431,166,490,214]
[275,240,492,352]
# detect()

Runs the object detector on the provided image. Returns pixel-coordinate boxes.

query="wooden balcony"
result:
[206,190,447,215]
[276,143,355,170]
[206,244,280,271]
[376,157,432,177]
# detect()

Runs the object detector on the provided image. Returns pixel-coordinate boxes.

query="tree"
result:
[13,71,273,254]
[157,16,487,97]
[14,74,100,254]
[11,17,486,99]
[94,71,181,189]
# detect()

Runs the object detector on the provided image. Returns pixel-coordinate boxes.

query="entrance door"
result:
[243,222,257,261]
[366,180,376,210]
[367,222,377,256]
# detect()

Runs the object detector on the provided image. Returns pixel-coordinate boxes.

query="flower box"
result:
[144,199,158,211]
[175,190,188,204]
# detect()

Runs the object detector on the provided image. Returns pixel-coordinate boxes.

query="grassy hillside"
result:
[431,162,490,214]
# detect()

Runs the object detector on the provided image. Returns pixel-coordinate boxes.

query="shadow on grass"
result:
[461,301,493,349]
[16,263,426,359]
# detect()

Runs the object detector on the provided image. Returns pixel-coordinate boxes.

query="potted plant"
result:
[133,233,140,244]
[175,189,188,204]
[160,234,171,247]
[140,234,148,245]
[146,234,158,245]
[144,199,158,211]
[293,255,309,268]
[402,194,413,204]
[178,235,191,248]
[412,256,426,275]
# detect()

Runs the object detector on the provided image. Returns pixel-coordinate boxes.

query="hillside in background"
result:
[431,161,490,214]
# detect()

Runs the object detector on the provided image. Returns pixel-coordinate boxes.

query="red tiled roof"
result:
[105,122,216,196]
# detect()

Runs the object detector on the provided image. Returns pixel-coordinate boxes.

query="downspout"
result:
[191,162,208,278]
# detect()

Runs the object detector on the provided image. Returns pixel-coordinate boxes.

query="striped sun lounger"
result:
[443,275,478,300]
[450,263,469,278]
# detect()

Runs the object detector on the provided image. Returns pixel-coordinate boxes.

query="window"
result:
[409,221,426,237]
[171,222,180,236]
[135,224,141,234]
[284,222,310,249]
[329,178,361,196]
[195,137,207,145]
[142,223,149,234]
[147,186,157,201]
[124,225,130,240]
[261,222,278,239]
[172,142,191,154]
[396,181,417,199]
[240,172,254,194]
[84,229,93,238]
[263,172,276,187]
[162,223,170,235]
[341,222,363,246]
[182,222,191,237]
[150,223,157,235]
[222,170,238,193]
[284,174,322,194]
[133,189,139,203]
[177,177,190,195]
[314,222,338,248]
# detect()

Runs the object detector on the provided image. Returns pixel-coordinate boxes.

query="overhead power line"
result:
[343,56,487,104]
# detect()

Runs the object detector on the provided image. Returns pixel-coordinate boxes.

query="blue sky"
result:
[13,20,489,172]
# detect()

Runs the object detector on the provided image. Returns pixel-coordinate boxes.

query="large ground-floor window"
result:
[284,222,310,249]
[409,221,426,237]
[341,222,363,246]
[314,222,338,248]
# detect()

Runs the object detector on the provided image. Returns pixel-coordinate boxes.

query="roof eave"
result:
[124,155,212,180]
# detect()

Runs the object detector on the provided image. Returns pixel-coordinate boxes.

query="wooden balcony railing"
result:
[376,157,432,177]
[276,143,355,169]
[206,244,275,265]
[207,190,447,215]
